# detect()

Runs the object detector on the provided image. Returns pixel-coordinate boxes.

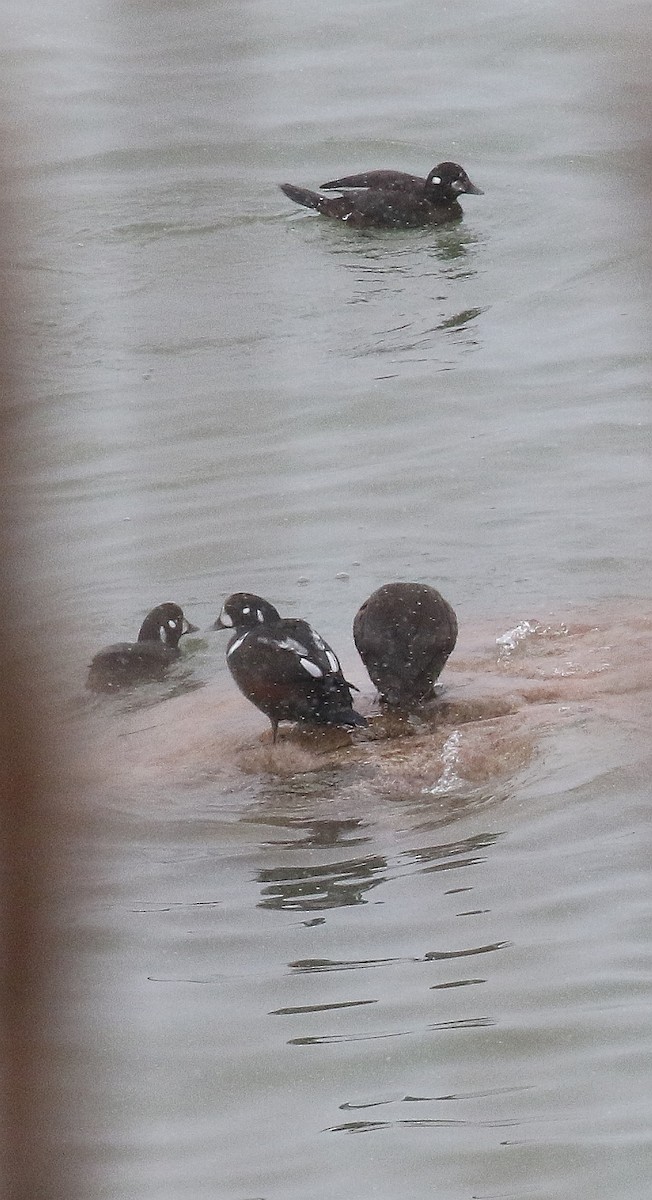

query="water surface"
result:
[4,1,651,1197]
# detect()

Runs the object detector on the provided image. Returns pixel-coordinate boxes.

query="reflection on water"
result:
[328,1113,515,1133]
[258,851,387,911]
[408,831,501,870]
[437,306,484,330]
[431,978,485,990]
[260,816,368,848]
[256,828,500,912]
[305,224,485,364]
[340,1083,530,1110]
[270,998,377,1016]
[425,942,510,962]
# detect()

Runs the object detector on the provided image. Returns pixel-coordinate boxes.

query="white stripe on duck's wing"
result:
[262,634,312,656]
[298,657,324,679]
[303,627,342,673]
[325,650,341,673]
[257,633,325,679]
[263,636,326,678]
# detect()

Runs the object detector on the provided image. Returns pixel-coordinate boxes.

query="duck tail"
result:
[280,182,324,212]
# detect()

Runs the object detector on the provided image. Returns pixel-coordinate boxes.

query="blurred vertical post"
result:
[0,138,76,1200]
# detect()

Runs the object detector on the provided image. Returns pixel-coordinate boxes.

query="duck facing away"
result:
[353,582,458,707]
[213,592,367,742]
[280,161,482,229]
[87,602,198,691]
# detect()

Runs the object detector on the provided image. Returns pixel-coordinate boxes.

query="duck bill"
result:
[465,180,484,195]
[210,609,235,631]
[182,620,199,636]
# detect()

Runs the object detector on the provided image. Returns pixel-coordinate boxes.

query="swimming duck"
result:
[353,582,458,707]
[280,161,482,228]
[212,592,367,742]
[87,602,198,691]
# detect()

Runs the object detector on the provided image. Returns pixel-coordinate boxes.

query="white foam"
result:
[496,620,541,653]
[422,730,463,795]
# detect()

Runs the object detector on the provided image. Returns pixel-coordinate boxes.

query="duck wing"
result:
[320,170,426,192]
[276,619,353,691]
[336,188,451,228]
[229,624,365,728]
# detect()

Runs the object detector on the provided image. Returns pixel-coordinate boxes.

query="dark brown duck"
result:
[280,161,482,228]
[353,582,458,707]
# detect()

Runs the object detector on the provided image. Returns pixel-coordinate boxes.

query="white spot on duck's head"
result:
[220,609,234,627]
[326,650,340,673]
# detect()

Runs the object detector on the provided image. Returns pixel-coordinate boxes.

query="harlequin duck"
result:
[353,583,458,707]
[212,592,367,742]
[280,161,482,229]
[87,602,198,691]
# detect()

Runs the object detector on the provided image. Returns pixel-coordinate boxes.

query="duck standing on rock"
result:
[280,161,482,229]
[353,582,458,707]
[212,592,367,743]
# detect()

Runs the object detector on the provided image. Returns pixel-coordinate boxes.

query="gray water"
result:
[4,1,652,1198]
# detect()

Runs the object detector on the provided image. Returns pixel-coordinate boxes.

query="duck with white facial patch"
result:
[280,161,482,229]
[211,592,367,743]
[87,602,198,691]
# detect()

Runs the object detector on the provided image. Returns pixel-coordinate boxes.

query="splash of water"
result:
[495,620,542,655]
[421,729,463,795]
